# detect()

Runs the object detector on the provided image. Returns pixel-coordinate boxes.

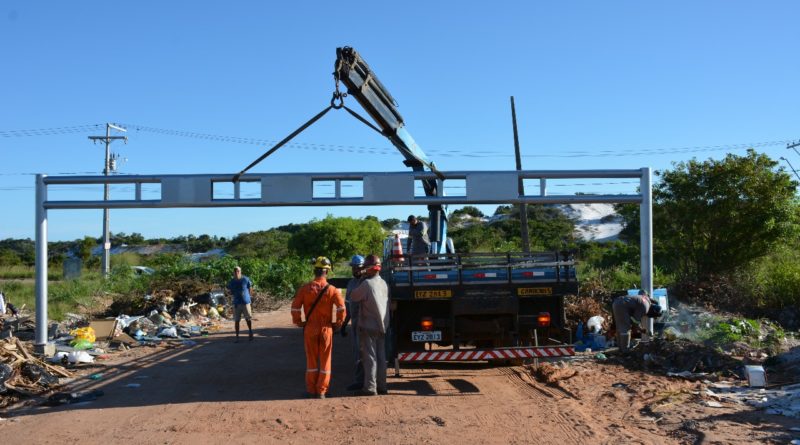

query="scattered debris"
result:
[429,415,446,427]
[530,362,578,386]
[46,389,104,406]
[565,295,611,331]
[0,337,72,408]
[616,338,743,377]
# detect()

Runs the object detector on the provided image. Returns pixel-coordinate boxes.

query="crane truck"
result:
[332,47,577,367]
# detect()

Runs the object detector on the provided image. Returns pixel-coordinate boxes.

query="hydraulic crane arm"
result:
[334,47,439,176]
[334,46,448,253]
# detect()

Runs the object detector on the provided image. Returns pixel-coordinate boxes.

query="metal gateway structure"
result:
[32,168,654,350]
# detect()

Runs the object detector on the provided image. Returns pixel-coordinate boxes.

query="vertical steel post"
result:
[102,124,111,277]
[639,167,654,337]
[35,174,48,347]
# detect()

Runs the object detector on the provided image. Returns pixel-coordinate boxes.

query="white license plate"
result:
[411,331,442,342]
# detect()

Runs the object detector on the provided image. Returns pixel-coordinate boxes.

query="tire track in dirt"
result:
[496,366,596,442]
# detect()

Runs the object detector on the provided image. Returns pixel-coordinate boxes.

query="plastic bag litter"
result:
[0,363,12,392]
[22,363,59,386]
[67,351,95,364]
[587,316,605,334]
[71,339,95,350]
[47,389,104,406]
[70,327,96,343]
[157,326,178,338]
[50,351,69,363]
[115,315,143,329]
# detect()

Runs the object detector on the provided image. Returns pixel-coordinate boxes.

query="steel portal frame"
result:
[34,168,653,347]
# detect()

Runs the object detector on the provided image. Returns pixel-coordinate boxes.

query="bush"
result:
[734,246,800,310]
[578,263,673,296]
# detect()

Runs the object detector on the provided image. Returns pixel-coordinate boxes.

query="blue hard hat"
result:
[349,255,365,267]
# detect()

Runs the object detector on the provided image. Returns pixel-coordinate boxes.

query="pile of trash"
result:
[618,338,744,378]
[0,337,72,408]
[699,380,800,419]
[45,288,228,356]
[565,294,611,332]
[1,310,35,342]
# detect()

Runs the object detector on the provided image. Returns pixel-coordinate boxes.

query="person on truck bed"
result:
[342,254,366,391]
[349,254,390,396]
[291,256,346,399]
[611,289,663,351]
[407,215,431,256]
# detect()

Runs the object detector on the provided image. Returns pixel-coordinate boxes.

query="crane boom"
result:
[334,46,448,253]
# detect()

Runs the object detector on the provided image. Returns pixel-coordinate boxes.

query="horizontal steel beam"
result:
[41,169,647,210]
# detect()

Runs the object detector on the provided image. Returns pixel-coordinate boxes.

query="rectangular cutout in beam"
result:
[313,180,336,199]
[212,181,234,200]
[443,179,466,197]
[239,181,261,200]
[340,180,363,198]
[141,183,162,200]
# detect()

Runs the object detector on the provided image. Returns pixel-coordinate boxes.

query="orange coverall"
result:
[291,277,346,395]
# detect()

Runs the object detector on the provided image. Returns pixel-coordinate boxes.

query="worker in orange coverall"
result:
[291,256,346,399]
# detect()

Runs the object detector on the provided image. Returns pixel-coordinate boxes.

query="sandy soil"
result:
[2,306,799,444]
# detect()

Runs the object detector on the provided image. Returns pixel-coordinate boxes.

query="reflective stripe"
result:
[319,369,330,374]
[306,368,318,372]
[336,307,345,311]
[291,308,302,312]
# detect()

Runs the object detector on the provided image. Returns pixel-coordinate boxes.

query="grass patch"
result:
[0,265,60,280]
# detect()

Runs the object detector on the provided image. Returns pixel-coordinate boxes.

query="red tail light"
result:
[537,312,551,327]
[423,274,436,279]
[522,271,534,278]
[473,273,486,278]
[420,317,434,331]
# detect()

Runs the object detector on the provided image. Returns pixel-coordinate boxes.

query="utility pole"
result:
[780,157,800,182]
[788,140,800,157]
[88,123,127,277]
[510,96,530,253]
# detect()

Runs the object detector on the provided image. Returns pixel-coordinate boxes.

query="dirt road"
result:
[2,307,798,444]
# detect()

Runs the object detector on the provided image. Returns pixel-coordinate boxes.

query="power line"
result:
[0,122,793,159]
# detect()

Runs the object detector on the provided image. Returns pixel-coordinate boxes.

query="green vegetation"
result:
[449,204,575,253]
[696,317,786,354]
[288,215,385,262]
[2,149,799,320]
[655,150,797,279]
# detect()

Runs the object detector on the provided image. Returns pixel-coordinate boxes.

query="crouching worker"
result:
[611,289,663,351]
[349,255,390,396]
[291,256,346,399]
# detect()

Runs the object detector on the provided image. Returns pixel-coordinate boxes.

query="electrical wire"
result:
[0,122,794,159]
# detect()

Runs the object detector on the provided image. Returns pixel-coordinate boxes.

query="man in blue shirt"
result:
[227,266,254,342]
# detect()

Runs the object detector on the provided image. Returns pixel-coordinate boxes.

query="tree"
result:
[452,206,484,218]
[654,150,797,279]
[228,229,293,260]
[0,248,22,266]
[380,218,401,231]
[288,215,385,262]
[78,236,97,262]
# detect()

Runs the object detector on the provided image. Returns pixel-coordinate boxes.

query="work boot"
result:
[316,393,326,399]
[354,389,377,397]
[616,332,631,351]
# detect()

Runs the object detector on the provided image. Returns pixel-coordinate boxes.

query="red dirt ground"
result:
[2,306,799,444]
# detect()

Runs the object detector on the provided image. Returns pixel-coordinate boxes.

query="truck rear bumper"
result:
[396,345,574,362]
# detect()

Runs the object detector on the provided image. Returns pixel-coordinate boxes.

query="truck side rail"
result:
[388,252,576,287]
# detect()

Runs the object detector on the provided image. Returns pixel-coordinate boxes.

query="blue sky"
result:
[1,1,799,241]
